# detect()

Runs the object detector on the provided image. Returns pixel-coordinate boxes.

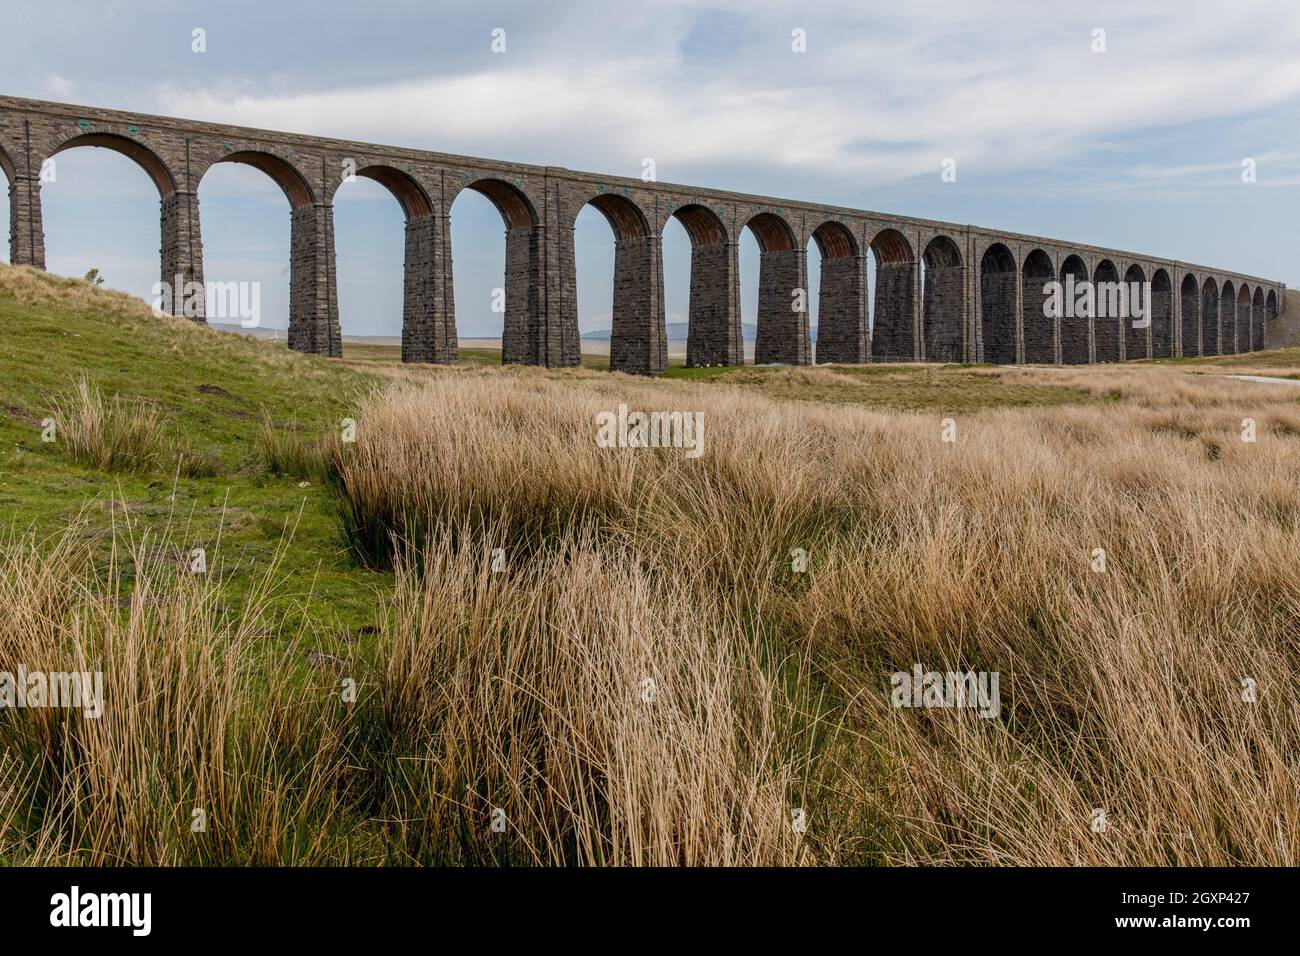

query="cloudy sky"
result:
[2,0,1298,336]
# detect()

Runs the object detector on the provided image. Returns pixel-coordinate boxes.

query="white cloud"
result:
[140,0,1300,196]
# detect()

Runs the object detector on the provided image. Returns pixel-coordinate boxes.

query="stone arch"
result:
[869,228,916,362]
[456,177,537,228]
[332,164,437,363]
[1150,268,1172,358]
[811,220,858,259]
[1220,280,1237,354]
[446,177,545,365]
[51,132,178,198]
[575,192,660,375]
[671,202,729,246]
[1060,254,1089,364]
[811,220,867,364]
[979,243,1017,364]
[744,211,808,365]
[1021,248,1054,363]
[1267,289,1279,337]
[1180,274,1200,357]
[1093,259,1120,362]
[584,192,652,240]
[1252,287,1266,353]
[921,235,963,363]
[743,211,797,252]
[1060,254,1092,361]
[343,164,435,220]
[44,133,194,322]
[668,203,739,367]
[204,151,315,208]
[1201,278,1220,356]
[1123,263,1147,360]
[0,143,14,184]
[200,152,329,352]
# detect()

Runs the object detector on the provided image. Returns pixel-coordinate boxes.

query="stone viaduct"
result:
[1,95,1286,373]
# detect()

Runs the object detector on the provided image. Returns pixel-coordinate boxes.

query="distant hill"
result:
[210,320,824,346]
[581,322,818,343]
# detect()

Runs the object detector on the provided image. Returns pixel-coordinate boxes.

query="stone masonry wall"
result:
[814,254,868,364]
[754,248,810,365]
[1180,290,1200,357]
[1202,290,1220,356]
[609,235,667,376]
[872,263,916,362]
[923,264,964,363]
[981,270,1017,364]
[160,190,204,321]
[685,241,742,367]
[1021,274,1055,364]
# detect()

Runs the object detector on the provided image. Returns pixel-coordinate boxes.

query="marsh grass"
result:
[257,410,330,480]
[316,367,1300,865]
[52,375,219,479]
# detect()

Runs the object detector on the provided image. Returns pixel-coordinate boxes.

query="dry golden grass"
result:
[319,363,1300,865]
[0,521,355,865]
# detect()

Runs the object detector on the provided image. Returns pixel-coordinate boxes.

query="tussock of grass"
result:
[52,375,169,474]
[51,375,218,479]
[370,525,812,865]
[0,524,355,865]
[257,410,329,480]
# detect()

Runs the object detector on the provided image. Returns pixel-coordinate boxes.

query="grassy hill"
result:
[0,265,384,641]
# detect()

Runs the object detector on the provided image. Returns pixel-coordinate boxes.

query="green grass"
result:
[0,267,386,644]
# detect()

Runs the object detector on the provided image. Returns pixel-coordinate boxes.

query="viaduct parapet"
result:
[0,95,1286,372]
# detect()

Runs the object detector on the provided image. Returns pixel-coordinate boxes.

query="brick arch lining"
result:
[462,178,536,228]
[353,165,434,220]
[870,228,912,265]
[587,192,650,240]
[743,212,796,252]
[982,242,1017,274]
[922,234,962,268]
[811,220,856,258]
[670,203,726,246]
